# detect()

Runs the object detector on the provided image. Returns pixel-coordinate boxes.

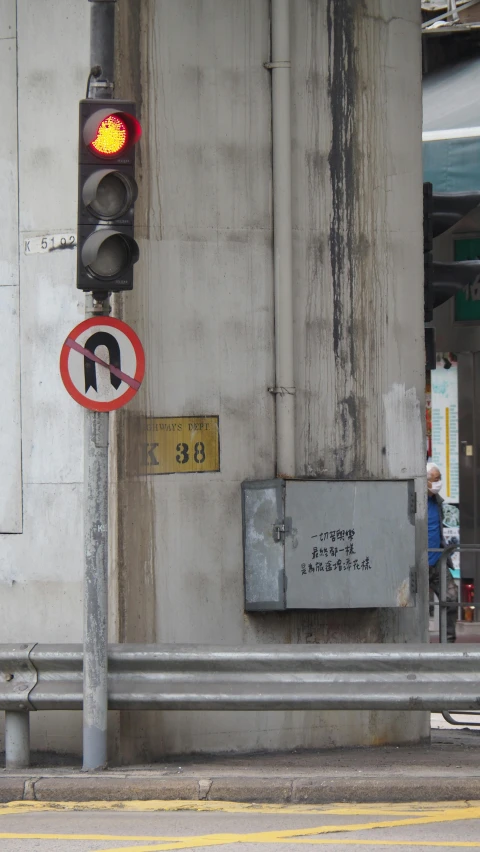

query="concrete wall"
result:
[114,0,428,761]
[0,0,21,532]
[0,0,427,760]
[0,0,90,756]
[114,0,280,761]
[291,0,427,647]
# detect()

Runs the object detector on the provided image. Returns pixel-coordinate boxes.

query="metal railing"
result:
[1,545,478,768]
[434,544,480,643]
[2,641,480,770]
[434,544,480,727]
[422,0,480,30]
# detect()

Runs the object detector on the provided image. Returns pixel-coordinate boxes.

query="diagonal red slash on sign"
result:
[66,337,141,390]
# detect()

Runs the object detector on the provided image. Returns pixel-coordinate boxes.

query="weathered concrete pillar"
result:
[113,0,428,761]
[290,0,428,742]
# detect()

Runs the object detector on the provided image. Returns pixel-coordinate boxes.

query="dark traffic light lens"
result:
[82,170,137,221]
[87,172,133,220]
[88,234,130,279]
[81,229,139,283]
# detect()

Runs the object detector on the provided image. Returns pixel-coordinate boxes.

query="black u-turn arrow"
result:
[84,332,122,392]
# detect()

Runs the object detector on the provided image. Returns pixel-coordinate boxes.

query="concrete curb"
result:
[1,773,480,804]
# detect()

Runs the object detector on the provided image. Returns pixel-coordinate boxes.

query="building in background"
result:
[423,7,480,628]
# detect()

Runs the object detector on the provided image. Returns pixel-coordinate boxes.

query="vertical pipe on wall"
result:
[270,0,296,478]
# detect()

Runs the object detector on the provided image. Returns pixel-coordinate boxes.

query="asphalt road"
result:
[0,799,479,851]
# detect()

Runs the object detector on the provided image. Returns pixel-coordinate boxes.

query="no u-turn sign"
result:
[60,316,145,411]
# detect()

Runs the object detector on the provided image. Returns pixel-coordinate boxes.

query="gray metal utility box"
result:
[242,479,417,611]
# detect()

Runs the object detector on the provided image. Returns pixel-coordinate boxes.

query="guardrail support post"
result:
[439,552,448,644]
[5,711,30,769]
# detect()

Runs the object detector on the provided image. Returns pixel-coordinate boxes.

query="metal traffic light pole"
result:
[83,0,116,772]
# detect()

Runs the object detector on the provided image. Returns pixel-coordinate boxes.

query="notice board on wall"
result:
[431,358,459,504]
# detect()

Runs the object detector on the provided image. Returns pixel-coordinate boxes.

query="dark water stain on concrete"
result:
[114,410,158,764]
[114,0,159,762]
[327,0,357,371]
[115,0,153,232]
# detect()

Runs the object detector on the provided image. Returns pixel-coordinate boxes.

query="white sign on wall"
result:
[24,233,76,255]
[431,361,459,504]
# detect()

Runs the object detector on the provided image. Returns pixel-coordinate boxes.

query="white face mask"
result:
[430,480,442,494]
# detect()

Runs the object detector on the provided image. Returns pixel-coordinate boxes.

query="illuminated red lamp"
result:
[91,114,128,156]
[84,109,142,159]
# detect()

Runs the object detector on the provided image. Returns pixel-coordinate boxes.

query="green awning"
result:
[423,128,480,191]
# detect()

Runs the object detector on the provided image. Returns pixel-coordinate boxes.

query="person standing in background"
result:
[427,462,458,643]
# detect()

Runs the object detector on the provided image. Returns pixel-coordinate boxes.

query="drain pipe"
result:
[267,0,296,478]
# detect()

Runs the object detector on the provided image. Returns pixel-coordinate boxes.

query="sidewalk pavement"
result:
[429,620,480,643]
[1,727,480,805]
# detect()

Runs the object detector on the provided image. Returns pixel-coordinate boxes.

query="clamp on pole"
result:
[264,61,291,69]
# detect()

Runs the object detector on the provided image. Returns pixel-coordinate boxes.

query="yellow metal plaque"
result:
[143,416,220,474]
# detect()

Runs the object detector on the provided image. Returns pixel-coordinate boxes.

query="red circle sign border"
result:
[60,316,145,412]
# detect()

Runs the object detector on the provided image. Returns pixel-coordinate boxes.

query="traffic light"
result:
[77,100,142,299]
[423,182,434,324]
[423,183,480,318]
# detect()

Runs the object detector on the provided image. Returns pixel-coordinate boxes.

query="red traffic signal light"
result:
[90,114,128,157]
[77,100,142,298]
[83,108,141,159]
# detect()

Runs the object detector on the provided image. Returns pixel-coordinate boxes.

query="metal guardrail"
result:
[442,709,480,726]
[2,643,480,712]
[434,544,480,645]
[2,642,480,769]
[435,544,480,727]
[2,545,479,766]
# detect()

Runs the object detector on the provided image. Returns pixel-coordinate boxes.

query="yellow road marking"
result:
[89,806,480,852]
[0,838,477,852]
[291,843,480,847]
[0,800,479,851]
[0,834,182,842]
[0,799,477,817]
[96,842,227,852]
[0,834,478,850]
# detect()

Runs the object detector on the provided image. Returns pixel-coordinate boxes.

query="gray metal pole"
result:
[439,552,448,644]
[83,0,116,772]
[5,711,30,769]
[89,0,116,98]
[83,410,109,770]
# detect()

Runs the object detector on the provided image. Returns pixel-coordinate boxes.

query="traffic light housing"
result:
[423,183,434,324]
[77,100,141,299]
[423,183,480,319]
